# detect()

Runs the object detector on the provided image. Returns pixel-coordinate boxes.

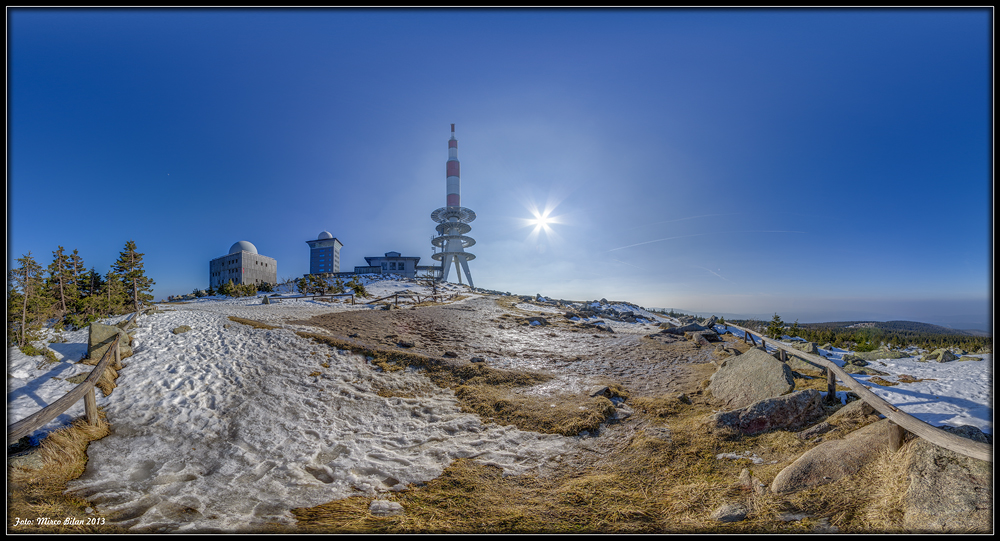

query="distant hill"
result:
[798,320,989,337]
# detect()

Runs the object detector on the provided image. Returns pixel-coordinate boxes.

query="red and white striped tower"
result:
[431,124,476,287]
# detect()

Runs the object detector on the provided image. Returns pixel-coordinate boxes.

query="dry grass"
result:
[227,316,280,330]
[8,412,127,534]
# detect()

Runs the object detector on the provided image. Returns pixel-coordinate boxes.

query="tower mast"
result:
[431,124,476,287]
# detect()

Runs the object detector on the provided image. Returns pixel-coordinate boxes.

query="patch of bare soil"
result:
[289,295,718,399]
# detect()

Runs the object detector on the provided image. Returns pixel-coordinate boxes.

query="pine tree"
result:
[8,252,51,348]
[46,246,75,317]
[112,240,155,313]
[765,313,785,339]
[103,270,129,316]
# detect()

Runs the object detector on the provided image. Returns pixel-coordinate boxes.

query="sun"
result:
[529,210,553,228]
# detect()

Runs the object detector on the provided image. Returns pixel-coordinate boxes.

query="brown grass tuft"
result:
[8,412,127,533]
[227,316,280,330]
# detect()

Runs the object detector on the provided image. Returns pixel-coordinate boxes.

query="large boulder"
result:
[662,323,709,335]
[903,425,991,532]
[84,323,132,365]
[770,419,890,494]
[921,349,958,363]
[708,347,795,409]
[707,390,825,436]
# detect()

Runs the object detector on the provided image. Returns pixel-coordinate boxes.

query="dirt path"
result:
[290,295,721,399]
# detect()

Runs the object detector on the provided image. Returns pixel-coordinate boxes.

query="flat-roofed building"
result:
[209,240,277,290]
[364,251,421,279]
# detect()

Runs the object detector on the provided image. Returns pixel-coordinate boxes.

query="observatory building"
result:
[306,231,344,275]
[209,240,277,289]
[431,124,476,287]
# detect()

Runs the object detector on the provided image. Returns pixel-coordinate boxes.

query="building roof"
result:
[229,240,258,255]
[318,231,334,240]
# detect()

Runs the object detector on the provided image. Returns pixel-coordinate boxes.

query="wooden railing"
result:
[721,323,992,462]
[366,292,450,306]
[273,293,355,304]
[7,309,143,445]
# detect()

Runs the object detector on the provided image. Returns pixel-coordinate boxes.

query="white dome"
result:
[229,240,258,255]
[318,231,334,240]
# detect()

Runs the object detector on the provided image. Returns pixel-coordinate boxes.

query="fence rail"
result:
[722,322,992,462]
[7,308,144,446]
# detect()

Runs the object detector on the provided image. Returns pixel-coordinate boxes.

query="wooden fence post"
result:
[888,420,906,452]
[84,387,98,425]
[826,369,837,404]
[779,349,787,362]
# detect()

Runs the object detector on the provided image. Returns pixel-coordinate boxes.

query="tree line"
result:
[7,241,154,353]
[732,313,990,352]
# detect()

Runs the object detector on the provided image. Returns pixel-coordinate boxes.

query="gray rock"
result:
[921,349,958,363]
[699,315,717,328]
[770,419,891,494]
[708,347,795,409]
[172,325,192,334]
[369,500,404,517]
[790,341,819,355]
[710,502,748,522]
[839,364,889,376]
[262,295,270,304]
[851,348,909,361]
[782,353,826,374]
[708,390,825,436]
[957,356,982,362]
[841,354,869,366]
[86,323,132,363]
[797,422,834,440]
[826,399,877,424]
[903,425,991,533]
[662,323,709,335]
[8,449,45,471]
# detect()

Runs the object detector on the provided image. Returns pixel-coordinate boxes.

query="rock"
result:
[737,468,753,488]
[851,349,909,361]
[713,345,741,361]
[470,357,485,363]
[172,325,192,334]
[85,323,133,365]
[262,295,270,304]
[707,347,795,409]
[442,351,458,358]
[782,353,826,374]
[65,372,88,385]
[8,449,45,471]
[397,340,414,348]
[903,425,991,532]
[710,502,748,522]
[797,422,834,440]
[821,343,833,350]
[369,500,404,517]
[825,398,877,423]
[921,349,958,363]
[790,341,819,355]
[662,323,709,335]
[811,517,839,533]
[658,322,676,329]
[685,330,719,345]
[526,317,548,326]
[612,404,633,421]
[699,315,717,328]
[957,356,982,362]
[708,390,825,436]
[841,354,869,366]
[676,393,692,405]
[770,419,891,494]
[839,364,889,376]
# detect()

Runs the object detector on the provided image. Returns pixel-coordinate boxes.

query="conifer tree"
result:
[765,313,785,339]
[112,240,155,313]
[46,246,75,317]
[8,252,51,348]
[103,270,129,316]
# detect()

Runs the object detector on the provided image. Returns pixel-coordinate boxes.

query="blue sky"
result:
[7,8,993,330]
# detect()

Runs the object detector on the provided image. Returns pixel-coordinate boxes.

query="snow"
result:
[6,282,992,531]
[9,282,571,532]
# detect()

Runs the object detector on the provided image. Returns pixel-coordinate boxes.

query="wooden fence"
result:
[7,309,144,445]
[271,293,355,304]
[722,322,992,462]
[366,292,452,306]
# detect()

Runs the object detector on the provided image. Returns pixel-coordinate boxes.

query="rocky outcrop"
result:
[709,502,747,522]
[850,348,909,361]
[708,348,794,409]
[172,325,192,334]
[921,349,958,363]
[903,425,992,533]
[790,341,819,355]
[84,323,132,365]
[707,390,825,436]
[770,419,890,494]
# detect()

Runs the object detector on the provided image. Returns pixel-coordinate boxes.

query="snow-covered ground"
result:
[6,280,992,531]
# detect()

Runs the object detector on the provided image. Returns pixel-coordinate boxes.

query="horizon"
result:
[7,8,993,332]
